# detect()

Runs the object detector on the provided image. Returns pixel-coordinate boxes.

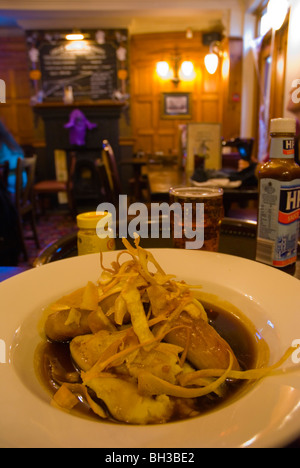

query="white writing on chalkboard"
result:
[40,42,117,100]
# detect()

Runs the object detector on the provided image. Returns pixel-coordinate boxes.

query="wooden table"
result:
[147,165,258,215]
[122,157,180,201]
[147,165,186,200]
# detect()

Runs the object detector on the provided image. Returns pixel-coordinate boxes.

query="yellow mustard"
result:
[77,211,115,256]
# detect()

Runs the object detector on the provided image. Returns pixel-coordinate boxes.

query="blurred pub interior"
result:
[0,0,299,265]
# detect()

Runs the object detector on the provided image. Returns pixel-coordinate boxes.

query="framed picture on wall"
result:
[161,92,192,119]
[186,123,222,173]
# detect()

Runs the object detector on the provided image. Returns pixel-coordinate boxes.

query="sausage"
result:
[45,309,91,342]
[164,312,240,371]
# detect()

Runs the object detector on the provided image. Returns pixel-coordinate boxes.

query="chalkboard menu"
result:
[26,29,129,102]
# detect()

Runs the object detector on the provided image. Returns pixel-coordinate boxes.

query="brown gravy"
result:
[35,307,259,424]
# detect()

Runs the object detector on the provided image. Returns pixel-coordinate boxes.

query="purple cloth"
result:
[64,109,97,146]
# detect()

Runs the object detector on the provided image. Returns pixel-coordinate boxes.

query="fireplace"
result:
[72,148,111,203]
[34,101,124,202]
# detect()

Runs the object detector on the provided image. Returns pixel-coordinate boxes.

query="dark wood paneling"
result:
[0,31,34,145]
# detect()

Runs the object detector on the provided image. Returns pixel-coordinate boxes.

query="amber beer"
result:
[169,186,224,251]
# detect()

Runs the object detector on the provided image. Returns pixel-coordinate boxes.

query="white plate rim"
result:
[0,249,300,448]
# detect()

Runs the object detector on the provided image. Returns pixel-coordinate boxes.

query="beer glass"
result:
[169,186,224,251]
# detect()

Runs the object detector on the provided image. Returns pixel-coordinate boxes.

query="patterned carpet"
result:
[20,209,77,267]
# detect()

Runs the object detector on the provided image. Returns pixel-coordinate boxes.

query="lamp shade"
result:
[204,53,219,75]
[267,0,289,31]
[156,61,170,78]
[180,61,194,78]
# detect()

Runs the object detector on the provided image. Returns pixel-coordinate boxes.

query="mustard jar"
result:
[77,211,115,256]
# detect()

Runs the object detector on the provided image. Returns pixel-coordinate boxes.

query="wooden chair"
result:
[128,159,151,202]
[15,156,40,261]
[102,140,150,202]
[0,161,9,190]
[34,151,76,216]
[102,140,122,198]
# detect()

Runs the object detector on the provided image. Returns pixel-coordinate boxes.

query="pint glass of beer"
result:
[169,186,224,251]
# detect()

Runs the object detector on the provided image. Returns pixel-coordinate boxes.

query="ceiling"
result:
[0,0,256,34]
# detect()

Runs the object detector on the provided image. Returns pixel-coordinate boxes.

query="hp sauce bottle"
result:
[256,118,300,275]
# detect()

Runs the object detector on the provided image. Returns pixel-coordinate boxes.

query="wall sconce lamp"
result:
[156,56,195,85]
[204,41,223,75]
[156,61,170,79]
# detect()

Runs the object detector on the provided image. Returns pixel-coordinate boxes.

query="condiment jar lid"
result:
[270,118,296,134]
[77,211,113,229]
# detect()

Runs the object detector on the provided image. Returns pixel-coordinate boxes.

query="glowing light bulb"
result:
[66,33,84,41]
[180,61,194,78]
[204,53,219,75]
[156,61,170,78]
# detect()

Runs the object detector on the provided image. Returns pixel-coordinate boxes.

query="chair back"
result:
[102,140,122,195]
[0,161,9,189]
[16,156,37,211]
[67,151,77,188]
